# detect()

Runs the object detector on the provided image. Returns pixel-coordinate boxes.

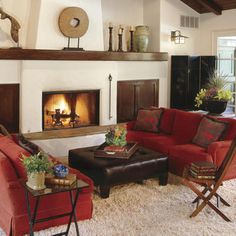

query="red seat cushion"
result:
[142,135,181,155]
[134,108,163,132]
[192,116,228,148]
[168,144,213,176]
[127,130,158,145]
[0,136,31,178]
[172,110,203,143]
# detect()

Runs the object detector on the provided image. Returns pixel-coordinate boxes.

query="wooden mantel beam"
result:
[196,0,222,15]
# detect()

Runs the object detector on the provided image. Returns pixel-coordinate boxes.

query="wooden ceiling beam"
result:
[196,0,222,15]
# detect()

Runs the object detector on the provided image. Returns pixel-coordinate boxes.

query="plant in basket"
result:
[21,152,53,190]
[105,125,127,152]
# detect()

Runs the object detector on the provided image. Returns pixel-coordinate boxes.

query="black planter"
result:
[204,100,227,114]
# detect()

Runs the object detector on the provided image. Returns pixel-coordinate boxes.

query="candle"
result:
[118,27,122,34]
[109,22,112,28]
[130,26,134,31]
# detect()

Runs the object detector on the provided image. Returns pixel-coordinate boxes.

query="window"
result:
[217,36,236,113]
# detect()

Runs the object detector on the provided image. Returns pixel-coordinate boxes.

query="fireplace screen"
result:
[42,90,100,130]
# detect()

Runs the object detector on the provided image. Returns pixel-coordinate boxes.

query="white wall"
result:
[0,0,31,48]
[159,0,200,55]
[198,9,236,55]
[143,0,161,52]
[101,0,144,51]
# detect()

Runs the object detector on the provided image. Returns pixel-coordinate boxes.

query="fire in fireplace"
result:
[42,90,100,130]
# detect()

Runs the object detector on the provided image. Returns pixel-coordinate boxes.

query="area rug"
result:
[1,179,236,236]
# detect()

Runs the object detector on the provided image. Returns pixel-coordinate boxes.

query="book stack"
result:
[190,161,217,179]
[45,173,76,186]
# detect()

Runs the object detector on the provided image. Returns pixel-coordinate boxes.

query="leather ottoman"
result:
[69,146,168,198]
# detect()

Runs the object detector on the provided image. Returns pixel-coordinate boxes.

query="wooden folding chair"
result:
[182,138,236,222]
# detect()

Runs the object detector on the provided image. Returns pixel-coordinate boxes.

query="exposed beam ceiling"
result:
[196,0,222,15]
[181,0,236,15]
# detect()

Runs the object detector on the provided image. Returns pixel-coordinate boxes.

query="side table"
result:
[22,179,89,236]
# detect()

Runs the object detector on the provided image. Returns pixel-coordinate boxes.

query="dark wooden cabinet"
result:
[0,84,19,133]
[117,79,159,122]
[171,55,216,110]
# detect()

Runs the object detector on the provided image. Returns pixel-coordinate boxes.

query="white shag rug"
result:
[1,178,236,236]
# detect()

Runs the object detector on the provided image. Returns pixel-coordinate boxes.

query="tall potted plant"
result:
[195,71,233,114]
[22,152,53,190]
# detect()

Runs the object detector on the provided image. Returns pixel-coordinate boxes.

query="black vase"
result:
[204,100,227,114]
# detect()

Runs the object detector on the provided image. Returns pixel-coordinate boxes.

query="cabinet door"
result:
[171,56,189,109]
[117,81,135,123]
[117,79,159,123]
[200,56,216,88]
[189,56,200,110]
[0,84,19,133]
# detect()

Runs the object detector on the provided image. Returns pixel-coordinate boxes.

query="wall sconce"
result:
[171,30,188,44]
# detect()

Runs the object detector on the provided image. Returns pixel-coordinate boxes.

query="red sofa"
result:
[127,108,236,180]
[0,134,94,236]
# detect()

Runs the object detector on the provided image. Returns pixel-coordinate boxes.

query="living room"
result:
[0,0,236,235]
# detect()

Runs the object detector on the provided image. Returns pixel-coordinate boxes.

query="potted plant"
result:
[22,152,53,190]
[104,125,127,152]
[195,71,233,114]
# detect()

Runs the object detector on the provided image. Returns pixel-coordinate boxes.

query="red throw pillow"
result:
[192,116,228,148]
[134,108,163,132]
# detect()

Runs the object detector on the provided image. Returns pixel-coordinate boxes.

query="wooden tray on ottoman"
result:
[94,142,138,159]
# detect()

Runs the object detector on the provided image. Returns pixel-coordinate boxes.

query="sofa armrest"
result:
[207,140,232,166]
[126,120,136,130]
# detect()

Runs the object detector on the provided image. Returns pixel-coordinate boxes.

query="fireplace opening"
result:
[42,90,100,130]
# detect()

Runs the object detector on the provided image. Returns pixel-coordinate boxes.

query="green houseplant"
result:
[22,152,53,190]
[105,125,127,151]
[195,71,233,114]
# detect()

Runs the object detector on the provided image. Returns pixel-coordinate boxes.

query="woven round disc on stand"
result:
[58,7,89,38]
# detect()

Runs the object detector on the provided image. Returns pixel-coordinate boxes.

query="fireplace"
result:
[42,90,100,130]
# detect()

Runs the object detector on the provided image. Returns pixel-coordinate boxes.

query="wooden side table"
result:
[22,179,89,236]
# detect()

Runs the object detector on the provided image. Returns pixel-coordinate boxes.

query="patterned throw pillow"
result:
[192,116,228,148]
[134,108,163,132]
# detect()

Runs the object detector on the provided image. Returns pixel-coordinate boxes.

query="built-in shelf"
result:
[0,48,168,61]
[23,124,124,140]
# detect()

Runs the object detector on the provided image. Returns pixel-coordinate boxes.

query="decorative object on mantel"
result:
[0,7,21,47]
[117,25,124,52]
[129,26,135,52]
[58,7,89,51]
[134,25,149,52]
[195,70,233,114]
[108,22,113,52]
[171,30,188,44]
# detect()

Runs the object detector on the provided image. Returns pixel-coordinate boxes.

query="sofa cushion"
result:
[0,136,31,178]
[127,130,158,145]
[172,110,203,143]
[192,116,228,148]
[159,108,176,134]
[168,144,213,176]
[217,117,236,140]
[142,135,181,155]
[134,108,163,132]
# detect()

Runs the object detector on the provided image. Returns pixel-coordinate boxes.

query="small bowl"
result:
[54,164,69,178]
